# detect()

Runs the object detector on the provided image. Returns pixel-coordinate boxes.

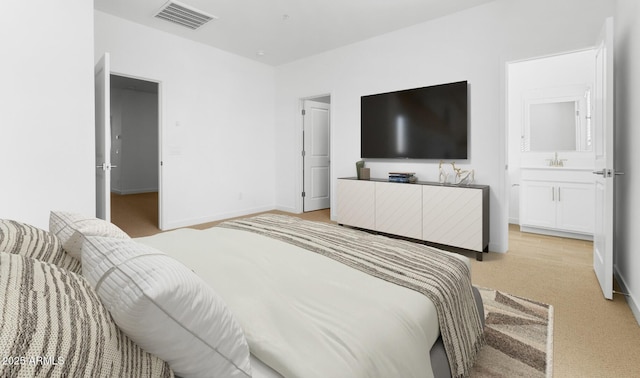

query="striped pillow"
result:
[0,219,81,274]
[49,211,129,260]
[0,252,173,378]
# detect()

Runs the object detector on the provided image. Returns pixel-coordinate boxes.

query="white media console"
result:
[336,178,490,261]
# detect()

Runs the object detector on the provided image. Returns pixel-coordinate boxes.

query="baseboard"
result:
[111,188,158,195]
[161,205,275,231]
[520,226,593,241]
[275,205,298,214]
[614,264,640,326]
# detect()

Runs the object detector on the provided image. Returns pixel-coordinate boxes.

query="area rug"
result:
[471,288,554,378]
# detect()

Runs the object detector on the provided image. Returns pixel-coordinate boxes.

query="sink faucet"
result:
[546,152,567,167]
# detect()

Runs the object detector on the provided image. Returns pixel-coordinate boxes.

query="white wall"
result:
[614,0,640,324]
[274,0,614,253]
[95,11,277,230]
[111,88,159,194]
[507,50,596,223]
[0,0,95,229]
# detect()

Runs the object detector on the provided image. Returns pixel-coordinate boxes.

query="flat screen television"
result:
[361,80,468,159]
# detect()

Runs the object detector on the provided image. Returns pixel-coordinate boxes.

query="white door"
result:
[95,53,112,221]
[592,18,616,300]
[303,100,330,212]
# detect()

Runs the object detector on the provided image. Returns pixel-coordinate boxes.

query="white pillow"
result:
[49,211,129,260]
[81,235,252,378]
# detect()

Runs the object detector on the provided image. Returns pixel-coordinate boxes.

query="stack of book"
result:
[388,172,417,183]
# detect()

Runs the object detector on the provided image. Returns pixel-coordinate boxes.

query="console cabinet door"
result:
[520,181,557,229]
[336,179,375,230]
[556,182,595,234]
[422,186,483,251]
[375,182,422,239]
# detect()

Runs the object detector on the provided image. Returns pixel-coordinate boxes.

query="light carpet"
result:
[471,287,553,378]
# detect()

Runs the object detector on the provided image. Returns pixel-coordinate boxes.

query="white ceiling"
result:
[94,0,495,66]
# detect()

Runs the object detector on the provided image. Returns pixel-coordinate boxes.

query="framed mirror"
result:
[521,86,592,152]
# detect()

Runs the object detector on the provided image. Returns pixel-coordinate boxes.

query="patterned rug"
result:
[471,288,554,378]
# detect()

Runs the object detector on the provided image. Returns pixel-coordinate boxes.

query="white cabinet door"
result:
[336,179,375,230]
[520,181,557,229]
[556,183,595,234]
[375,182,422,239]
[521,179,595,235]
[422,185,483,251]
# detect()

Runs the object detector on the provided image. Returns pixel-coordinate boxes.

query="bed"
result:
[0,212,484,378]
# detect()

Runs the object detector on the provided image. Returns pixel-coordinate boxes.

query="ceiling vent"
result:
[155,1,216,30]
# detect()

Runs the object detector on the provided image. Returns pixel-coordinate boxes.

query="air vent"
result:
[155,1,216,30]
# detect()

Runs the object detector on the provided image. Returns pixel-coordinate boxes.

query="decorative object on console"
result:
[438,160,450,184]
[356,160,365,179]
[359,167,370,180]
[451,162,475,185]
[388,172,417,183]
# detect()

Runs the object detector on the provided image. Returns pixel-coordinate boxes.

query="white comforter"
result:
[137,226,470,378]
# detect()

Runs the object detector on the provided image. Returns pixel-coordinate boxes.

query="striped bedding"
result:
[218,214,485,378]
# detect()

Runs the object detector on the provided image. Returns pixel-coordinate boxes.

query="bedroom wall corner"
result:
[0,0,95,229]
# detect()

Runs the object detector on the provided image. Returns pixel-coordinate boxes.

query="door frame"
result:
[108,70,165,230]
[296,93,332,214]
[504,47,598,250]
[95,53,111,221]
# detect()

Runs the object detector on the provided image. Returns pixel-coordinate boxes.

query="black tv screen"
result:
[361,81,468,159]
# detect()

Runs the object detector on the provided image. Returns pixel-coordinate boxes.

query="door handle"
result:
[96,163,118,170]
[593,169,625,177]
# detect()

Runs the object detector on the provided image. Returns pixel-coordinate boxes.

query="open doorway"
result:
[301,95,331,213]
[109,74,161,236]
[506,49,596,237]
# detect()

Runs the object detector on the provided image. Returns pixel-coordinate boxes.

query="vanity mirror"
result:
[521,86,592,152]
